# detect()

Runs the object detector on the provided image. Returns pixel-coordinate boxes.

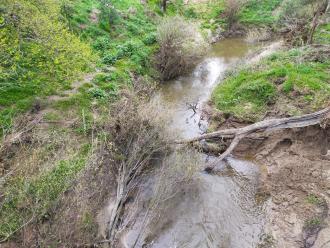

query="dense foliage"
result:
[0,0,94,133]
[0,0,159,243]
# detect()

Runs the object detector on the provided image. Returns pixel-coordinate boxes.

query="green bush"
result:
[92,37,112,51]
[102,52,118,65]
[88,88,107,99]
[143,32,157,45]
[156,16,208,80]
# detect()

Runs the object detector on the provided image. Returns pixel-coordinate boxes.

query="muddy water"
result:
[121,39,272,248]
[154,38,255,139]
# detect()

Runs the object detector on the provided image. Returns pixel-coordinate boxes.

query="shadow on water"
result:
[152,38,255,139]
[119,38,274,248]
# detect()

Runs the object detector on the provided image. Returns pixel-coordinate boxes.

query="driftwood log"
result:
[178,107,330,171]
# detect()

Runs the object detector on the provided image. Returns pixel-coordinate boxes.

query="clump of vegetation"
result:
[314,23,330,45]
[0,0,95,134]
[222,0,245,29]
[99,84,170,244]
[276,0,329,45]
[156,16,208,80]
[306,194,323,205]
[258,233,275,248]
[305,217,322,228]
[212,47,330,121]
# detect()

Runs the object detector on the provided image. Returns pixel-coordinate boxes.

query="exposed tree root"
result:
[178,107,330,171]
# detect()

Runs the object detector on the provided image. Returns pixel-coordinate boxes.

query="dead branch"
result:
[178,107,330,171]
[186,102,198,115]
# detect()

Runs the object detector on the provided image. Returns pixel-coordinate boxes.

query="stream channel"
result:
[118,38,281,248]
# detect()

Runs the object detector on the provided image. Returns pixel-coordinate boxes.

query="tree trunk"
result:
[177,107,330,171]
[162,0,167,12]
[307,0,329,44]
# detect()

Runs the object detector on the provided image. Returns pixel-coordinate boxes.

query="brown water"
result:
[119,38,281,248]
[153,38,255,139]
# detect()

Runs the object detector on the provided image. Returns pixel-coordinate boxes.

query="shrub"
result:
[276,0,328,45]
[143,32,157,45]
[88,88,107,99]
[92,36,112,51]
[102,52,118,65]
[222,0,245,29]
[156,16,208,80]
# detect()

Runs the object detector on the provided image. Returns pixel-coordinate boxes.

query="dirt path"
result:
[47,73,96,102]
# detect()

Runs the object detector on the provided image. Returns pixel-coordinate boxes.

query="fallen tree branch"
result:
[178,107,330,171]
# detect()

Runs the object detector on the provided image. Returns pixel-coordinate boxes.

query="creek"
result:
[118,38,282,248]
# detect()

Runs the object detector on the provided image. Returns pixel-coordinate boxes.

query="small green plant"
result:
[306,194,322,205]
[258,233,275,248]
[88,88,107,99]
[305,218,321,228]
[143,32,157,45]
[81,211,96,232]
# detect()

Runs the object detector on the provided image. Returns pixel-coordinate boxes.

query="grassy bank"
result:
[238,0,282,27]
[0,0,160,245]
[0,0,158,136]
[212,45,330,121]
[1,0,212,245]
[0,0,95,135]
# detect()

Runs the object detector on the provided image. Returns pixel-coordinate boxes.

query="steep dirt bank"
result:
[236,125,330,248]
[202,39,330,247]
[204,111,330,247]
[258,128,329,248]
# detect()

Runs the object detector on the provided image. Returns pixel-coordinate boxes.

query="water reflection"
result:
[122,39,265,248]
[154,38,254,139]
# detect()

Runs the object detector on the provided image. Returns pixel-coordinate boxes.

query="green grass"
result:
[0,0,95,135]
[212,47,330,121]
[182,0,226,31]
[70,0,157,76]
[305,218,322,228]
[43,0,158,127]
[0,144,90,241]
[238,0,283,27]
[306,194,323,205]
[314,23,330,45]
[0,0,158,136]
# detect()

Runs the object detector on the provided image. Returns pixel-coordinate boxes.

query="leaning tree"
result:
[277,0,329,44]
